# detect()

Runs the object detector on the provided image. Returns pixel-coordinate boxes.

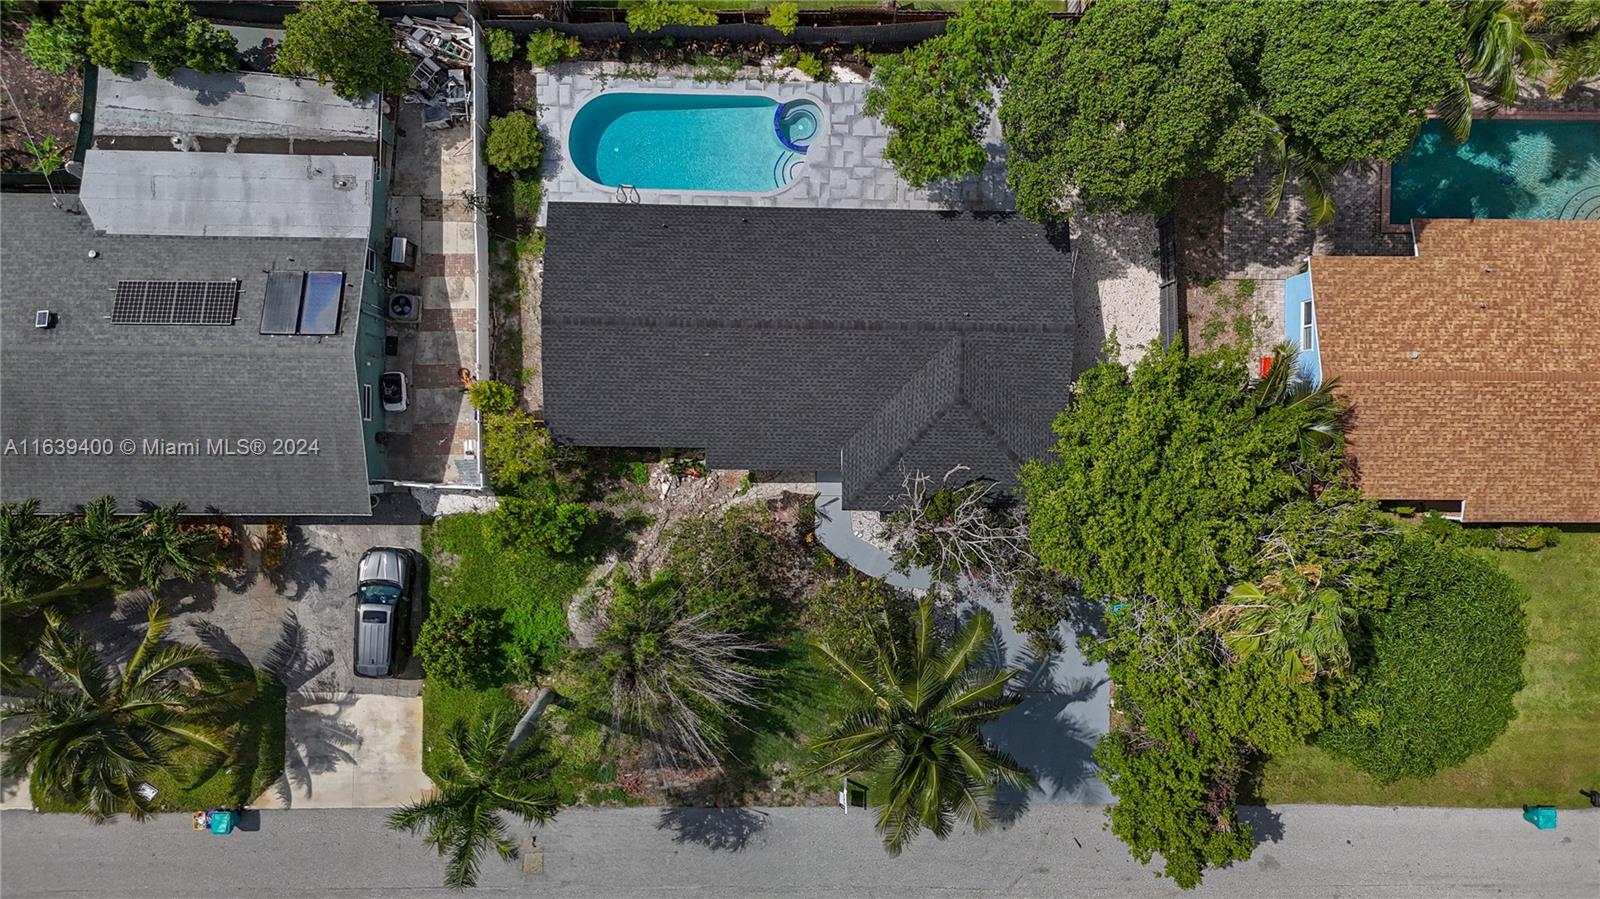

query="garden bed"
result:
[0,18,83,174]
[1252,530,1600,808]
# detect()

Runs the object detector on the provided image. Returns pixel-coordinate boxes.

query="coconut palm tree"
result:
[132,502,211,589]
[1258,114,1341,227]
[1441,0,1547,141]
[0,599,247,821]
[0,499,67,606]
[1254,343,1345,479]
[807,599,1032,856]
[1549,0,1600,94]
[1203,565,1357,685]
[62,496,141,587]
[387,710,559,889]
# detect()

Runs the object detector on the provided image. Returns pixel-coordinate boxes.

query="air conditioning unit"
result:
[389,236,417,271]
[387,293,421,323]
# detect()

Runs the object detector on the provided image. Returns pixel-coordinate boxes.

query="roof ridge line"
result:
[543,312,1071,336]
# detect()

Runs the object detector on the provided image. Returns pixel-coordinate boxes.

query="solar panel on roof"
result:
[261,271,304,335]
[298,271,344,336]
[112,280,238,325]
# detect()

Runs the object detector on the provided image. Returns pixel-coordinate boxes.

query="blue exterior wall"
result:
[1282,270,1323,387]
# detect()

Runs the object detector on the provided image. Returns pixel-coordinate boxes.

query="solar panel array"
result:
[112,280,239,325]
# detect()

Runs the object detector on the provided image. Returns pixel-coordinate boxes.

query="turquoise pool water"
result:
[1389,119,1600,223]
[569,93,813,192]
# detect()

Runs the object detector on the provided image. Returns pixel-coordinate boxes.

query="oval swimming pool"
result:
[568,92,818,193]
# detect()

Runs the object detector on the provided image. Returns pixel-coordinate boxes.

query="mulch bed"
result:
[0,19,83,173]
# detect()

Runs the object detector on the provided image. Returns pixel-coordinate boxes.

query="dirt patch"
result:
[1185,277,1271,356]
[0,19,84,174]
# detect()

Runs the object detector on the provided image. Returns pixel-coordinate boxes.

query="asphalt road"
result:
[2,805,1595,898]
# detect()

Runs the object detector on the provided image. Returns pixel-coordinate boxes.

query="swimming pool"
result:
[568,92,822,193]
[1388,119,1600,224]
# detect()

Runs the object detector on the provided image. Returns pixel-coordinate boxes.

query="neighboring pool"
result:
[1389,119,1600,224]
[568,92,820,193]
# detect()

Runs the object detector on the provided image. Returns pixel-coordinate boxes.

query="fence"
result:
[485,18,948,47]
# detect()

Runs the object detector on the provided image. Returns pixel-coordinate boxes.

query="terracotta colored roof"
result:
[1311,218,1600,523]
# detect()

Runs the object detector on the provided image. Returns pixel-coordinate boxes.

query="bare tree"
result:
[883,466,1032,586]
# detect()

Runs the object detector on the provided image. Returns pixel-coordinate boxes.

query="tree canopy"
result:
[1021,341,1334,607]
[81,0,236,78]
[273,0,410,100]
[865,0,1056,187]
[997,0,1464,220]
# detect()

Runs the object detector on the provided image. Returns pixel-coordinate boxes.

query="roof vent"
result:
[35,310,54,329]
[332,175,356,191]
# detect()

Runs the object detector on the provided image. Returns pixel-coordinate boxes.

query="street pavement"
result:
[2,804,1595,898]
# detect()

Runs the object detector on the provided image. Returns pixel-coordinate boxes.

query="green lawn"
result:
[727,636,848,799]
[1256,530,1600,808]
[419,513,593,781]
[31,664,286,813]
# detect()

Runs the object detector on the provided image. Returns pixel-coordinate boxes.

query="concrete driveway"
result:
[64,494,432,809]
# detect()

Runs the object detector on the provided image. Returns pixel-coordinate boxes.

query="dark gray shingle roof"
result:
[1,193,372,516]
[541,203,1076,509]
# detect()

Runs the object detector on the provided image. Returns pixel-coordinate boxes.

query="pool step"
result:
[772,151,805,189]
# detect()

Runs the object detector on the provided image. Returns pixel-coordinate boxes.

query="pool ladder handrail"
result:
[614,184,641,204]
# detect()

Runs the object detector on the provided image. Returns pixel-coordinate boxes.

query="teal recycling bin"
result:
[1522,806,1557,830]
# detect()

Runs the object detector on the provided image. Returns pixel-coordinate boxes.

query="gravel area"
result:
[1069,212,1163,366]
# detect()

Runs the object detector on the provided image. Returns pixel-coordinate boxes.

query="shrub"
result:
[794,51,827,81]
[417,608,505,689]
[82,0,236,77]
[484,27,518,63]
[21,10,87,75]
[485,110,544,174]
[802,573,914,663]
[1009,560,1074,654]
[481,408,579,501]
[526,30,580,68]
[663,505,788,638]
[767,2,799,36]
[503,589,570,680]
[489,498,599,557]
[468,380,517,416]
[512,175,543,219]
[626,461,652,485]
[625,0,718,33]
[274,0,410,100]
[1317,533,1527,782]
[1419,513,1561,552]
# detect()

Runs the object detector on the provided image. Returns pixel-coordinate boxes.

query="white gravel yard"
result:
[1070,212,1164,366]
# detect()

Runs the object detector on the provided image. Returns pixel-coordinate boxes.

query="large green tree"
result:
[273,0,410,100]
[866,0,1056,187]
[0,600,249,821]
[1317,533,1527,782]
[388,710,559,888]
[1021,341,1333,607]
[82,0,237,78]
[1001,0,1265,220]
[808,598,1031,856]
[999,0,1462,221]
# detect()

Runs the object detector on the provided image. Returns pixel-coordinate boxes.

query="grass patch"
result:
[1255,530,1600,808]
[726,636,847,798]
[420,513,593,782]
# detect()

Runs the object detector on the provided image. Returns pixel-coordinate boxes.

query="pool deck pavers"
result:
[536,64,1013,222]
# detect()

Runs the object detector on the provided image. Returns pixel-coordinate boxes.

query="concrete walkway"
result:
[2,805,1593,898]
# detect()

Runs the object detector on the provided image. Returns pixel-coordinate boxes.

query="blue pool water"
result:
[1389,119,1600,223]
[569,93,814,192]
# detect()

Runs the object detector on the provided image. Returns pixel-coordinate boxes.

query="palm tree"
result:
[1203,565,1357,684]
[387,710,559,889]
[1258,114,1340,227]
[1441,0,1547,141]
[132,503,211,589]
[1549,0,1600,94]
[62,496,141,588]
[807,599,1032,856]
[0,599,247,821]
[1254,343,1345,478]
[0,499,67,606]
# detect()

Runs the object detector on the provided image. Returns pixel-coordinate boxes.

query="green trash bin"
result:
[1522,806,1557,830]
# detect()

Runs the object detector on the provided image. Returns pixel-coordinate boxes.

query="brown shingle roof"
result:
[1312,218,1600,523]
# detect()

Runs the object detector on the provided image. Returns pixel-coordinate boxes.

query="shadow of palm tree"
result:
[267,526,336,602]
[196,611,362,808]
[654,805,770,852]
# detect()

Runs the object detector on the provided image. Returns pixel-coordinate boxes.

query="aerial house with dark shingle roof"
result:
[1282,218,1600,524]
[540,203,1078,510]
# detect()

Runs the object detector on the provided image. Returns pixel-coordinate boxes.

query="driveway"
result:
[63,494,431,809]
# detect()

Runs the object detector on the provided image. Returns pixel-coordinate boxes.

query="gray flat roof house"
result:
[541,203,1077,509]
[1,67,395,516]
